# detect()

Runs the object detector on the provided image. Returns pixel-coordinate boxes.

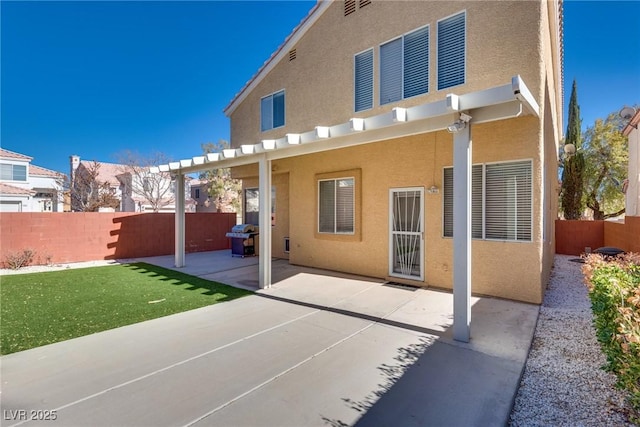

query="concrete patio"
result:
[1,250,540,426]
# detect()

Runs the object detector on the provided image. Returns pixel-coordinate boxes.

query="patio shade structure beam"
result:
[153,75,539,342]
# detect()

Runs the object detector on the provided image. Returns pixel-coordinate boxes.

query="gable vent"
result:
[359,0,371,8]
[344,0,356,16]
[289,49,297,61]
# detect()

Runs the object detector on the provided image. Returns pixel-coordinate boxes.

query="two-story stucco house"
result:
[0,148,65,212]
[159,0,563,341]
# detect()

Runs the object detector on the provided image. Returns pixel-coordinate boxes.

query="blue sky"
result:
[2,0,639,175]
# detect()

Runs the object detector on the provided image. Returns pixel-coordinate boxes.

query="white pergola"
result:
[152,75,539,342]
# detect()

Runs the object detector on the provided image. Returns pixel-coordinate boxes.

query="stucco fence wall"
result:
[0,212,236,267]
[555,217,640,256]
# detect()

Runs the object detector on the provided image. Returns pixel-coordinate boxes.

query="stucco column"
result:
[452,123,472,343]
[258,155,272,289]
[174,173,185,268]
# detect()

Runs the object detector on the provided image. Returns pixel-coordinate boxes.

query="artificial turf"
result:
[0,263,251,355]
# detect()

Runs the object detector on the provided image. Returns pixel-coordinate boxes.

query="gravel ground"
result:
[510,254,634,426]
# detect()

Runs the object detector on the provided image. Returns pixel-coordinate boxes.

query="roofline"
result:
[622,109,640,137]
[223,1,329,117]
[0,148,33,161]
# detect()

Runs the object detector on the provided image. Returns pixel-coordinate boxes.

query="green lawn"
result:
[0,263,251,355]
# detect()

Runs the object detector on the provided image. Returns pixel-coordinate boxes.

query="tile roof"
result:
[0,148,33,161]
[30,164,65,178]
[0,182,36,196]
[79,160,126,186]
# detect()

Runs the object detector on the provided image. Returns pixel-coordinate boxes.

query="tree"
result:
[115,151,175,212]
[69,161,120,212]
[560,79,585,219]
[582,112,628,220]
[200,141,241,212]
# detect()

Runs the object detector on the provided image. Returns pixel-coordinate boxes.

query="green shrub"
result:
[583,253,640,422]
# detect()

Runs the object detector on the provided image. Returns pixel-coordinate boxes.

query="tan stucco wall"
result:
[235,117,545,303]
[229,1,545,148]
[228,0,562,304]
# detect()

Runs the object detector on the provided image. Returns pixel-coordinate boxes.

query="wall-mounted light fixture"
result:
[446,112,472,133]
[428,185,440,194]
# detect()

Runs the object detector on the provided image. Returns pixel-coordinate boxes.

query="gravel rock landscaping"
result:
[510,255,634,426]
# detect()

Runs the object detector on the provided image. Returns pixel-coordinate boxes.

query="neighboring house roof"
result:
[223,1,324,116]
[0,148,33,161]
[29,164,65,179]
[79,160,126,186]
[0,182,36,196]
[622,109,640,136]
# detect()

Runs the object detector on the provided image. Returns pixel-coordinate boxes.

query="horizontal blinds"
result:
[355,50,374,112]
[485,161,532,241]
[336,178,355,233]
[319,180,336,233]
[403,26,429,99]
[380,37,402,105]
[260,96,272,132]
[272,91,285,128]
[444,163,530,241]
[443,166,482,238]
[438,11,466,90]
[443,168,453,237]
[472,165,483,238]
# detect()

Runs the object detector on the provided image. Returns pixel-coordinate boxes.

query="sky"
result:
[2,0,639,175]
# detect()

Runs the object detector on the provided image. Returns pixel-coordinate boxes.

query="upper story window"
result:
[437,11,466,90]
[261,90,285,132]
[380,25,429,105]
[354,49,374,112]
[443,160,532,242]
[0,163,27,181]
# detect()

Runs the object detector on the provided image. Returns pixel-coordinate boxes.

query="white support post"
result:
[452,123,472,343]
[174,173,185,268]
[258,155,272,289]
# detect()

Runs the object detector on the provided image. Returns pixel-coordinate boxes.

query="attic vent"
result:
[289,49,297,61]
[359,0,371,8]
[344,0,356,16]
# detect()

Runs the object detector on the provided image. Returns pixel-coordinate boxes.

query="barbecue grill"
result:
[226,224,259,257]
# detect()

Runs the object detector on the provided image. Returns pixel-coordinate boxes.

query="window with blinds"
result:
[443,165,483,239]
[318,178,355,234]
[0,163,27,181]
[443,161,532,242]
[260,90,285,132]
[354,49,374,112]
[379,25,429,105]
[437,11,466,90]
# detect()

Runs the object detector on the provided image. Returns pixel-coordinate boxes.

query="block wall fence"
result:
[0,212,236,266]
[2,214,638,266]
[555,217,640,256]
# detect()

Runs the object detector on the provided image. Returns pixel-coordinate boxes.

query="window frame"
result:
[315,169,361,241]
[442,159,533,242]
[354,48,374,112]
[260,89,285,132]
[318,177,355,235]
[0,163,27,182]
[379,24,430,106]
[437,10,466,91]
[244,187,276,226]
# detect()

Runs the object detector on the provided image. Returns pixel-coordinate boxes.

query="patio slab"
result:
[0,250,539,427]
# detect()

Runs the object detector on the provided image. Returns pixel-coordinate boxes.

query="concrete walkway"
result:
[1,251,539,426]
